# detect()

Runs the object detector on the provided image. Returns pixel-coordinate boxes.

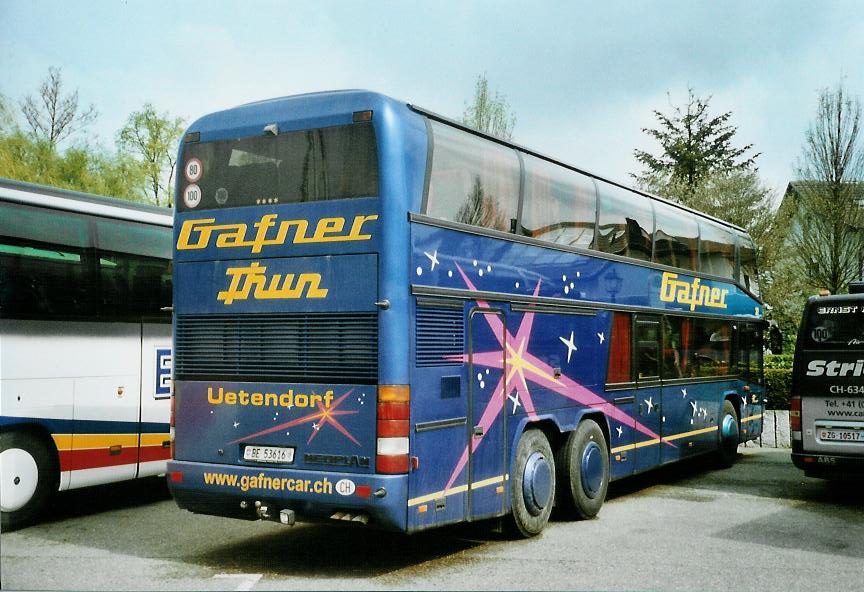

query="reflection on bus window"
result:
[596,181,653,260]
[654,201,698,271]
[520,154,596,248]
[426,121,520,232]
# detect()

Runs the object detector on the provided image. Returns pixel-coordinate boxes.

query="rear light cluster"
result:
[377,385,409,473]
[790,395,801,437]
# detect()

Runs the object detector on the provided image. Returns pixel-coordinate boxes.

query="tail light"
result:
[790,396,801,435]
[377,385,409,473]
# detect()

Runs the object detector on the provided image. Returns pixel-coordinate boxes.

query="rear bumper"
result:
[167,460,408,531]
[791,452,864,478]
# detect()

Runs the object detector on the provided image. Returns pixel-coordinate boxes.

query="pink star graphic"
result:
[228,389,360,446]
[443,264,666,490]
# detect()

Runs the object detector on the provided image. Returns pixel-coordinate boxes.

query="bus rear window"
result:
[178,122,378,212]
[804,305,864,349]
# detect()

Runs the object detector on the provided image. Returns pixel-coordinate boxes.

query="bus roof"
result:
[0,177,172,227]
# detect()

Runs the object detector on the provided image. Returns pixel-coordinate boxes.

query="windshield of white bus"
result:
[804,303,864,349]
[177,122,378,212]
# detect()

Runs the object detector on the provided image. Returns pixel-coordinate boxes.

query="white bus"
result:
[0,178,173,530]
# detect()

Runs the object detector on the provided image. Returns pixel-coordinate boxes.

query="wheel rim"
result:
[0,447,39,512]
[721,413,739,450]
[522,451,553,516]
[580,441,604,499]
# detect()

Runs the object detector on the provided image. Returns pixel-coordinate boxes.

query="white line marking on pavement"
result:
[213,573,263,591]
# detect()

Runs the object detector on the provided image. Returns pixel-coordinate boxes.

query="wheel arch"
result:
[0,420,61,481]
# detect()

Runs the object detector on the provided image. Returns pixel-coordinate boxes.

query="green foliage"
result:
[0,130,147,201]
[764,367,793,410]
[462,74,516,141]
[634,88,759,191]
[117,103,185,207]
[764,354,794,369]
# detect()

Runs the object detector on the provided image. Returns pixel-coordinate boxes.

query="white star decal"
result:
[597,332,605,344]
[616,425,623,438]
[508,392,522,414]
[741,396,747,408]
[681,388,687,398]
[690,401,698,416]
[424,250,439,270]
[233,421,240,428]
[644,396,655,414]
[312,422,319,431]
[559,331,578,363]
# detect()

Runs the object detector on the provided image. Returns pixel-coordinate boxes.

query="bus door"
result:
[660,316,693,464]
[467,308,507,521]
[633,315,662,472]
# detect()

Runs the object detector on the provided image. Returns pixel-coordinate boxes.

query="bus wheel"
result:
[0,431,58,531]
[716,400,740,468]
[557,419,609,519]
[508,428,555,538]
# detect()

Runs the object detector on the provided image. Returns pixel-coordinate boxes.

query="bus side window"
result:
[635,318,660,379]
[596,182,653,260]
[606,312,632,383]
[662,316,692,379]
[426,121,520,233]
[520,154,596,249]
[698,220,736,279]
[654,200,698,271]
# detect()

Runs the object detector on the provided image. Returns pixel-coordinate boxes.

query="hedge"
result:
[764,367,792,410]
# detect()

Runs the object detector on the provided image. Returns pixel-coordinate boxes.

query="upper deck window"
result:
[520,154,596,248]
[177,122,378,212]
[699,220,736,279]
[738,233,760,297]
[425,121,520,233]
[596,181,653,260]
[653,201,698,271]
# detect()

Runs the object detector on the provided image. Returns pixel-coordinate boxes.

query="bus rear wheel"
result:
[716,400,740,468]
[508,428,555,538]
[556,419,609,519]
[0,431,58,531]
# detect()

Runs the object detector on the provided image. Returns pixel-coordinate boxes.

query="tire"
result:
[715,400,740,469]
[556,419,609,519]
[508,428,555,538]
[0,431,58,531]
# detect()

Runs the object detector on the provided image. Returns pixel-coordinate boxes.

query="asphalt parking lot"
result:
[2,447,862,591]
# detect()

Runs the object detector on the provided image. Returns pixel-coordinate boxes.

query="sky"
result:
[2,1,863,202]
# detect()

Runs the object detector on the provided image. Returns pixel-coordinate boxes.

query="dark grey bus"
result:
[791,283,864,478]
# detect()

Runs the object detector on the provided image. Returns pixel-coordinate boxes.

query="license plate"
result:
[818,429,864,443]
[243,445,295,463]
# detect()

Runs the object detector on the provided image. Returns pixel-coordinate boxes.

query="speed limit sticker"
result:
[183,184,202,209]
[184,158,203,183]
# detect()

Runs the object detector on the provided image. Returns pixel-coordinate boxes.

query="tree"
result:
[20,67,97,147]
[0,93,16,134]
[462,74,516,141]
[790,83,864,295]
[117,103,185,207]
[634,88,759,193]
[0,130,147,200]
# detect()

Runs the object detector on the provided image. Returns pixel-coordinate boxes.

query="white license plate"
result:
[243,445,295,463]
[818,429,864,442]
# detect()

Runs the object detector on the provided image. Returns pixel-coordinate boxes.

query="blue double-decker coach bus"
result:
[167,90,765,536]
